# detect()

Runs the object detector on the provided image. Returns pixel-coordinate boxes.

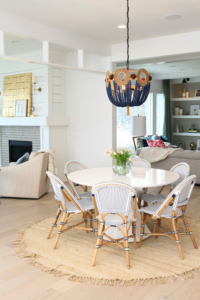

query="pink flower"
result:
[130,148,133,152]
[110,149,113,153]
[118,146,122,149]
[104,149,108,154]
[113,151,116,155]
[129,158,132,162]
[124,148,127,151]
[120,150,123,154]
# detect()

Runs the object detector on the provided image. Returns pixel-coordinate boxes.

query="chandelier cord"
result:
[126,0,129,69]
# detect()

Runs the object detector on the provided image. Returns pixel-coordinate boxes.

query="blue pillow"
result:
[15,152,30,165]
[159,135,168,142]
[147,137,152,140]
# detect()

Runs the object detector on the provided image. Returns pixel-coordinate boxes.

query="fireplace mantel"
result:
[0,116,70,127]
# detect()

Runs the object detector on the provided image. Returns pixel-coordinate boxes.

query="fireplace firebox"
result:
[9,140,32,163]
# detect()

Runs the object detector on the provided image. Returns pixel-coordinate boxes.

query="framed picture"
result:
[195,89,200,97]
[177,142,184,149]
[190,105,199,115]
[15,99,28,117]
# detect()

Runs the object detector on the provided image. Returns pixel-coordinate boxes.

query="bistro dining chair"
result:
[46,171,96,249]
[91,182,137,269]
[140,162,190,207]
[65,161,91,199]
[138,175,198,259]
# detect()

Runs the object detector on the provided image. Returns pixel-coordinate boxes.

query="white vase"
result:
[175,107,179,115]
[176,124,179,133]
[179,108,183,115]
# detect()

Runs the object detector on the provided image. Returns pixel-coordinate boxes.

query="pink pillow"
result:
[146,139,154,147]
[153,139,167,148]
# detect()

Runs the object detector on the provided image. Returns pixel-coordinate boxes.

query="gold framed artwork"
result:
[15,100,28,117]
[2,73,32,117]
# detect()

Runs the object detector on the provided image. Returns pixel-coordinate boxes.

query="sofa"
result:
[0,153,49,199]
[136,148,200,184]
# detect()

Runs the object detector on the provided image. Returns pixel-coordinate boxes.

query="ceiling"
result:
[0,0,200,44]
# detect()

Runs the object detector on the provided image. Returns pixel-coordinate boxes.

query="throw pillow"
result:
[139,138,148,148]
[146,139,154,147]
[15,152,30,165]
[154,139,167,148]
[159,135,168,142]
[164,142,172,148]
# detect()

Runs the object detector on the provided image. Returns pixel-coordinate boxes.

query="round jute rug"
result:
[14,215,200,286]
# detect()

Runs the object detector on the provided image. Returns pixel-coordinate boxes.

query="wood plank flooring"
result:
[1,185,200,300]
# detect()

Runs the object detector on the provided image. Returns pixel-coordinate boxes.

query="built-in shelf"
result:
[171,97,200,101]
[0,116,70,127]
[172,115,200,118]
[173,132,200,137]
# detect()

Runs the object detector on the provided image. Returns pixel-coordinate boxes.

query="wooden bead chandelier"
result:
[106,0,152,116]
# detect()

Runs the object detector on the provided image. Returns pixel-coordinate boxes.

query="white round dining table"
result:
[68,167,179,242]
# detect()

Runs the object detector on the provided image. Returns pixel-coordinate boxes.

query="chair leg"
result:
[92,222,104,266]
[53,212,68,249]
[124,224,130,269]
[138,212,145,248]
[181,215,198,249]
[83,213,89,233]
[47,207,61,239]
[155,219,161,238]
[93,218,98,239]
[172,218,184,259]
[90,216,93,229]
[132,221,137,249]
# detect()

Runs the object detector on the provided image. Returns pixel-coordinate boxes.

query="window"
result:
[116,93,153,149]
[156,93,165,135]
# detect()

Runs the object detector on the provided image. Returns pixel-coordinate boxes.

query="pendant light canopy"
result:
[106,0,152,116]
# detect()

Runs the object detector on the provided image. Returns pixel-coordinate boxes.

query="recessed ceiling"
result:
[0,0,200,44]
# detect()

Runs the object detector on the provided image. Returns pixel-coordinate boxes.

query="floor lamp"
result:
[130,116,146,151]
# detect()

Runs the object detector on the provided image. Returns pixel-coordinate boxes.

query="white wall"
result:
[66,69,113,168]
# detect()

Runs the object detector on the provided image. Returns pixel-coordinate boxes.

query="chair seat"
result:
[141,193,167,204]
[54,196,93,213]
[98,211,135,226]
[80,191,91,198]
[138,203,183,219]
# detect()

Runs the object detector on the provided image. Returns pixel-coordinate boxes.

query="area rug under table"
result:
[14,215,200,286]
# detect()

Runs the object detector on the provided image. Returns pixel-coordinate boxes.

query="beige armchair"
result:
[0,153,49,199]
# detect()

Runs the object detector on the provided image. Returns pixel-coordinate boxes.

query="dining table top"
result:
[67,167,179,189]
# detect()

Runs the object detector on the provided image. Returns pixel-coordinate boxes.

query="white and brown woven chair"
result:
[91,182,137,269]
[46,171,96,249]
[65,161,91,199]
[140,162,190,207]
[131,158,151,205]
[138,175,198,259]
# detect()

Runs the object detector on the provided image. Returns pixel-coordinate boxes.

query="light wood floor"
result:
[1,185,200,300]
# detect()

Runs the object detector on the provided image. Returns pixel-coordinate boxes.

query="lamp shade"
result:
[130,116,146,137]
[32,76,38,84]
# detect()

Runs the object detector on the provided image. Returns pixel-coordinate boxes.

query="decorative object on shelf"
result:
[182,89,186,98]
[190,105,200,115]
[186,92,189,98]
[190,142,196,151]
[175,124,179,133]
[179,108,183,115]
[198,109,200,115]
[179,126,183,132]
[177,142,184,149]
[182,78,190,84]
[195,89,200,97]
[130,116,146,150]
[104,147,134,176]
[197,139,200,151]
[2,73,32,117]
[15,100,28,117]
[32,76,42,93]
[105,0,152,116]
[175,106,180,115]
[188,124,198,133]
[177,85,183,97]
